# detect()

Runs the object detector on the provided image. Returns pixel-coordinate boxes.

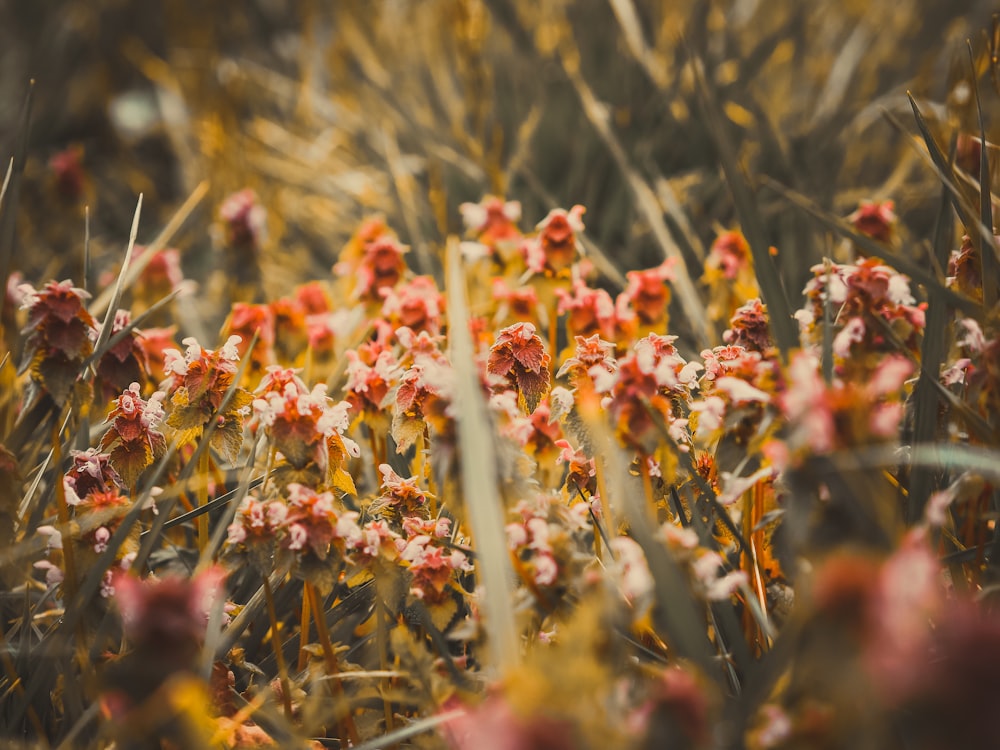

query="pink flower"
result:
[218,189,267,252]
[381,276,444,334]
[848,199,896,243]
[523,205,585,276]
[620,259,676,326]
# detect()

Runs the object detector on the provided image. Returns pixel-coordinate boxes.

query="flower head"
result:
[487,322,551,413]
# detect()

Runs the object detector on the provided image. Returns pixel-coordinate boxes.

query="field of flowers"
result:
[3,2,1000,749]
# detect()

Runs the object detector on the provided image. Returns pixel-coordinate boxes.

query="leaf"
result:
[110,440,154,489]
[210,416,245,464]
[31,349,80,404]
[167,402,209,433]
[391,413,425,453]
[515,367,550,414]
[426,595,459,632]
[330,466,358,496]
[225,387,255,416]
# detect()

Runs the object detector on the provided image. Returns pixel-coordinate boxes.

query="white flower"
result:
[887,274,915,305]
[220,335,242,361]
[715,376,770,404]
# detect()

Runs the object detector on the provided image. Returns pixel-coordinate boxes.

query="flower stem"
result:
[297,585,311,673]
[197,450,210,551]
[375,597,395,737]
[638,454,658,521]
[262,575,294,720]
[305,581,360,745]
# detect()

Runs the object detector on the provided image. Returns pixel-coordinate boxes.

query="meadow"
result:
[1,2,999,748]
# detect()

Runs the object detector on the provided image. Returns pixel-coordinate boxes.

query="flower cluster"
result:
[93,309,151,403]
[796,258,925,378]
[18,280,96,403]
[486,322,551,413]
[253,366,359,493]
[36,449,138,597]
[396,515,472,604]
[227,483,362,564]
[703,230,759,324]
[161,335,254,462]
[99,383,167,488]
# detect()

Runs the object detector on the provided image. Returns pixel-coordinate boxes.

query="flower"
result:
[523,205,585,277]
[460,195,522,251]
[555,278,617,341]
[703,230,759,323]
[18,279,96,403]
[254,367,358,493]
[723,298,773,353]
[848,199,896,244]
[619,259,676,327]
[114,566,227,659]
[161,335,254,463]
[356,235,409,302]
[218,188,267,253]
[797,258,924,379]
[222,303,276,376]
[369,464,430,520]
[380,276,444,334]
[487,322,551,413]
[99,383,167,487]
[92,309,152,403]
[345,348,403,417]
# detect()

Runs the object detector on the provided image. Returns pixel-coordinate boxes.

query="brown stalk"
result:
[305,580,360,746]
[262,575,294,720]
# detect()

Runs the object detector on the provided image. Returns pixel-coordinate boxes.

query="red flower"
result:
[620,259,676,326]
[370,464,430,519]
[487,322,551,413]
[460,195,522,250]
[94,309,151,403]
[161,336,254,462]
[346,234,409,302]
[555,278,617,340]
[49,145,86,200]
[99,383,167,488]
[493,279,541,327]
[133,248,185,306]
[223,303,276,375]
[381,276,444,334]
[134,326,177,385]
[706,231,751,281]
[723,298,773,352]
[524,206,585,276]
[218,188,267,253]
[18,279,96,403]
[848,200,896,244]
[344,348,403,417]
[114,566,226,659]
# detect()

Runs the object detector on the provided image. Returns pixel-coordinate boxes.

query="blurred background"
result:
[0,0,996,335]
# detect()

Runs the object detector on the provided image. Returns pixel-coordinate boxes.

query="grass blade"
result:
[558,42,712,349]
[0,80,34,316]
[908,180,956,522]
[904,94,999,257]
[687,52,798,357]
[970,42,999,309]
[444,236,520,673]
[760,176,980,315]
[90,180,209,317]
[91,194,143,362]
